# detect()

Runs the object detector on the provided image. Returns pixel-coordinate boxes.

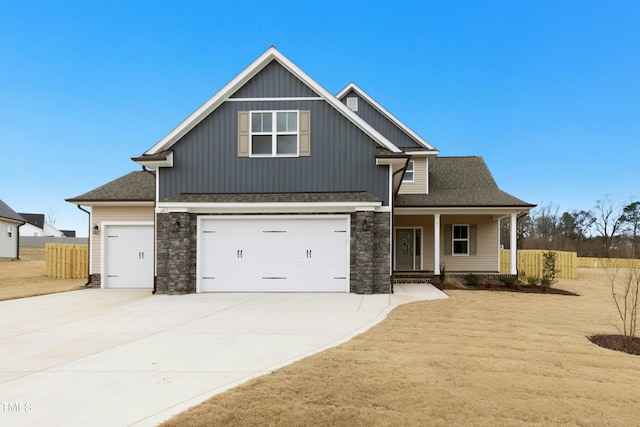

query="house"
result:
[67,47,534,293]
[18,213,65,237]
[0,199,25,259]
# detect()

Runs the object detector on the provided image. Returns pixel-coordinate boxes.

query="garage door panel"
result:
[198,216,349,292]
[105,225,154,289]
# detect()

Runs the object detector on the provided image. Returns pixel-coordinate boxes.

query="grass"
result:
[0,251,86,301]
[162,268,640,426]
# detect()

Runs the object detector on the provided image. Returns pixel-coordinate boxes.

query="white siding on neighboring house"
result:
[20,223,43,237]
[0,220,18,258]
[91,206,155,274]
[398,157,428,194]
[19,222,65,237]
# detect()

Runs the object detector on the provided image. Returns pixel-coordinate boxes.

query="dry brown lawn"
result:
[163,268,640,427]
[0,259,86,301]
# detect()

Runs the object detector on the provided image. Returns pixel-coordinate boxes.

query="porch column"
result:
[510,212,517,275]
[434,213,441,275]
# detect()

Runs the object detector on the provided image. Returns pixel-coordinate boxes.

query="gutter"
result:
[76,204,92,287]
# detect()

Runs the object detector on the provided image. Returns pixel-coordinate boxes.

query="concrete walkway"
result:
[0,285,447,426]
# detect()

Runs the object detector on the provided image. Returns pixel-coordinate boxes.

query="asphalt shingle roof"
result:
[66,171,155,203]
[0,199,25,223]
[161,192,382,204]
[395,156,535,208]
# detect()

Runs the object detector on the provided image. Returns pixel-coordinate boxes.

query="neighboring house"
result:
[19,213,65,237]
[0,199,25,259]
[67,47,534,293]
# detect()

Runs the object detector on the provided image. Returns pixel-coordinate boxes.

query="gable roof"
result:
[336,82,437,152]
[66,171,155,203]
[140,47,402,157]
[19,213,45,229]
[0,199,25,224]
[395,157,535,208]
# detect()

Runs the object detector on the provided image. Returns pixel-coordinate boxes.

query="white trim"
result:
[510,213,518,275]
[157,200,382,214]
[144,47,401,155]
[226,97,322,102]
[71,201,154,207]
[452,224,470,256]
[395,207,531,216]
[100,221,154,289]
[434,214,441,275]
[393,227,423,271]
[135,151,173,169]
[196,214,351,293]
[249,110,299,158]
[336,82,437,152]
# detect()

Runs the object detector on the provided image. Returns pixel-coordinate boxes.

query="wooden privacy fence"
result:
[577,257,640,269]
[500,250,577,279]
[45,243,88,279]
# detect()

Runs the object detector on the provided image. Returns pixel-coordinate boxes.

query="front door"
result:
[395,228,421,271]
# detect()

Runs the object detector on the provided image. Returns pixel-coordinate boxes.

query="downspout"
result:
[389,158,410,292]
[76,204,92,286]
[16,223,23,260]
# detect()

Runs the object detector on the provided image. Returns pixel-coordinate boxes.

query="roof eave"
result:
[132,151,173,168]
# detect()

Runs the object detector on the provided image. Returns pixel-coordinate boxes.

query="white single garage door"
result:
[198,216,349,292]
[104,224,154,289]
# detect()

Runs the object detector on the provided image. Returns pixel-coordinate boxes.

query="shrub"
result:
[444,276,467,289]
[464,273,480,286]
[527,276,541,285]
[542,251,559,287]
[501,276,517,287]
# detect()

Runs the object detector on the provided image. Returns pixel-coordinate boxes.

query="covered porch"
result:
[392,209,521,277]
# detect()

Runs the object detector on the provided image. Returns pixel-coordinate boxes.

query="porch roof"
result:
[395,156,535,208]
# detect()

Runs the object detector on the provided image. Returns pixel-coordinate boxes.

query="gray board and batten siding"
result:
[158,63,391,205]
[230,61,319,98]
[339,89,422,149]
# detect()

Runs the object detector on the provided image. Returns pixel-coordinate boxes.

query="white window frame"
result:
[250,110,299,158]
[346,96,358,112]
[452,224,469,256]
[7,225,13,238]
[403,160,415,182]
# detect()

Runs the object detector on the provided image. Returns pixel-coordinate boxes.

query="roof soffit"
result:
[142,47,402,156]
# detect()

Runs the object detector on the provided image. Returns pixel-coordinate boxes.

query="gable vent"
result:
[346,96,358,112]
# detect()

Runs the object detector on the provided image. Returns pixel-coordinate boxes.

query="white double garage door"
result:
[197,215,351,292]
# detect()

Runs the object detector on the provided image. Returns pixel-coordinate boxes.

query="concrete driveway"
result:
[0,285,446,426]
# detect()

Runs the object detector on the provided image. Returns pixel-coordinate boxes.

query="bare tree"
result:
[593,195,624,258]
[620,201,640,259]
[603,262,640,350]
[47,206,58,227]
[532,203,560,250]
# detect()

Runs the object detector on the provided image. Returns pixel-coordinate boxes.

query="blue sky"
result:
[1,1,638,236]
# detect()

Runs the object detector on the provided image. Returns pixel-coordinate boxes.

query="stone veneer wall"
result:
[350,211,391,294]
[156,212,197,294]
[89,274,101,288]
[155,211,391,295]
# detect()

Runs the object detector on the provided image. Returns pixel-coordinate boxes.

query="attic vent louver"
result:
[346,96,358,112]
